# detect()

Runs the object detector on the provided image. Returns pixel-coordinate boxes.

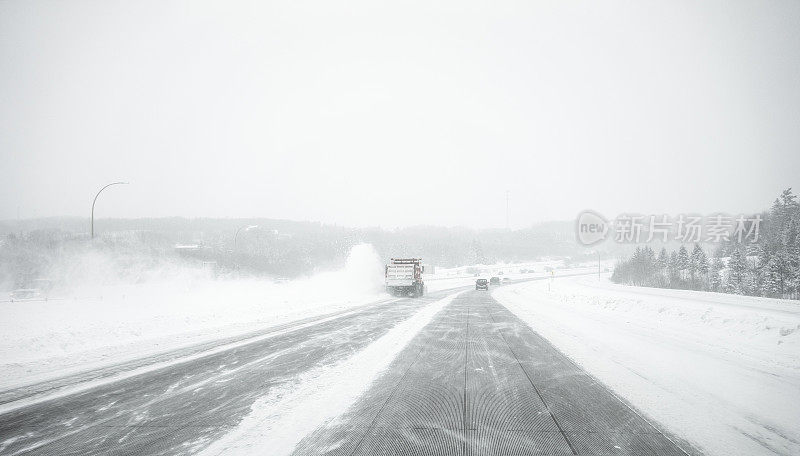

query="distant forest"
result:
[0,217,583,290]
[611,188,800,300]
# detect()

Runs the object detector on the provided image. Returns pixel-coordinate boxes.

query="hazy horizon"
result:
[0,214,577,232]
[3,0,799,228]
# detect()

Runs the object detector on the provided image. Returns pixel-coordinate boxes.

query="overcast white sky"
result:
[1,0,799,228]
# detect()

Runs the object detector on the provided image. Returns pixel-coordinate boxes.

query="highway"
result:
[293,290,690,455]
[0,285,692,455]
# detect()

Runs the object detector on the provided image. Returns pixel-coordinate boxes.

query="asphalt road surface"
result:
[0,291,447,456]
[0,285,692,455]
[293,291,691,455]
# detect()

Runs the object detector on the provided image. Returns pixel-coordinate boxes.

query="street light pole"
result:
[91,182,128,239]
[234,225,258,249]
[598,250,601,280]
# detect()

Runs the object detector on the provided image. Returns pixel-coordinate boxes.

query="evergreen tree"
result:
[780,188,799,213]
[677,245,689,269]
[656,248,668,269]
[688,247,698,281]
[744,268,759,296]
[795,233,800,297]
[688,244,707,286]
[609,188,799,299]
[785,220,799,270]
[668,251,680,287]
[763,256,783,296]
[676,245,689,283]
[769,188,799,240]
[766,250,790,297]
[771,198,786,232]
[726,248,748,294]
[697,248,709,275]
[655,248,669,286]
[756,243,771,269]
[782,221,799,298]
[668,251,678,270]
[709,257,724,291]
[690,245,709,289]
[643,246,657,285]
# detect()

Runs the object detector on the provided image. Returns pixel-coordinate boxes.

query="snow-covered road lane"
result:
[291,290,689,455]
[0,289,464,456]
[493,276,800,456]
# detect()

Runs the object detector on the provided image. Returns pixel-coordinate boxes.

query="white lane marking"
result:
[199,291,464,456]
[0,298,404,416]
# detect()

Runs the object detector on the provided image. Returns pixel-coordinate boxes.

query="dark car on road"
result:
[475,278,488,290]
[489,276,501,285]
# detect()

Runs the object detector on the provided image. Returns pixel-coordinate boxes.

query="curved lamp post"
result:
[91,182,128,239]
[234,225,258,249]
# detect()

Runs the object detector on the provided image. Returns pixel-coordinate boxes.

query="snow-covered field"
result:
[0,245,399,389]
[493,275,800,456]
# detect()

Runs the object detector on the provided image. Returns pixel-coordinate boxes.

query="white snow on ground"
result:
[493,275,800,456]
[197,291,463,456]
[0,245,397,389]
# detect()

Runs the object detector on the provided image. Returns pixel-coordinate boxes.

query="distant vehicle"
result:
[385,258,425,297]
[475,279,488,290]
[498,271,504,275]
[10,289,43,301]
[502,277,510,282]
[490,276,500,285]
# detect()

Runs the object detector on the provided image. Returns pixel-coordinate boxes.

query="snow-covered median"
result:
[493,276,800,456]
[0,245,391,389]
[198,291,462,456]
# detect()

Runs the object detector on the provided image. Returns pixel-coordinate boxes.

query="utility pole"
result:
[505,190,510,231]
[598,250,601,280]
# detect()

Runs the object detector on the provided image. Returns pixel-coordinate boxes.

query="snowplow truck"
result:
[385,258,425,297]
